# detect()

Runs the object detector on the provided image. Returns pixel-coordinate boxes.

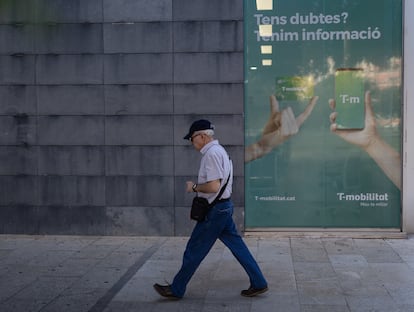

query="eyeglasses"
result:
[190,133,202,142]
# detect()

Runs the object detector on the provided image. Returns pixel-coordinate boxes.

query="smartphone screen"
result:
[335,68,365,129]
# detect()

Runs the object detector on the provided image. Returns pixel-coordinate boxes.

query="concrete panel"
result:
[36,55,103,84]
[0,116,37,145]
[38,116,104,145]
[35,24,103,54]
[105,84,173,115]
[0,206,39,234]
[0,86,36,115]
[174,21,243,52]
[174,52,243,83]
[0,25,35,54]
[233,206,245,232]
[173,0,243,21]
[105,115,173,145]
[105,146,174,175]
[104,54,172,84]
[214,115,245,146]
[36,0,103,23]
[38,176,105,206]
[38,146,104,175]
[34,206,107,235]
[104,22,172,53]
[229,146,245,177]
[0,176,38,205]
[174,83,243,114]
[5,205,109,235]
[37,86,104,115]
[0,0,247,236]
[174,206,194,236]
[173,146,203,176]
[106,176,174,206]
[174,115,244,146]
[103,0,172,22]
[105,206,174,236]
[0,0,36,23]
[0,146,37,175]
[230,176,244,206]
[0,55,35,84]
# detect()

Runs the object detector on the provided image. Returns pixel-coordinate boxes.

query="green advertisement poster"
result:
[244,0,402,229]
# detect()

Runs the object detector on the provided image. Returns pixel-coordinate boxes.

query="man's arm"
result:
[186,179,221,193]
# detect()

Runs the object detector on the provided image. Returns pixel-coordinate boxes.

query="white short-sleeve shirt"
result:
[198,140,233,203]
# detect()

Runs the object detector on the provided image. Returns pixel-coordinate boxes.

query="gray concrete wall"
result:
[0,0,244,235]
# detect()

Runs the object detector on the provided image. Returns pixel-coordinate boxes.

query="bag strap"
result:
[210,172,231,207]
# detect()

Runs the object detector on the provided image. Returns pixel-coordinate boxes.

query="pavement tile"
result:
[354,239,390,248]
[213,259,247,280]
[70,244,120,260]
[152,301,203,312]
[103,301,156,312]
[335,269,383,292]
[71,266,127,289]
[297,280,347,306]
[293,262,337,281]
[290,238,324,249]
[0,298,48,312]
[202,301,251,312]
[12,276,77,301]
[0,272,38,302]
[112,276,156,303]
[95,250,146,269]
[290,238,331,263]
[251,292,300,311]
[341,282,389,297]
[1,235,414,312]
[370,263,414,283]
[292,247,330,263]
[40,292,102,312]
[329,255,369,268]
[323,239,358,255]
[46,257,98,277]
[360,247,404,263]
[345,295,398,312]
[300,304,351,312]
[384,282,414,305]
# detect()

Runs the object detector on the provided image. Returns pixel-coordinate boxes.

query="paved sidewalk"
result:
[0,235,414,312]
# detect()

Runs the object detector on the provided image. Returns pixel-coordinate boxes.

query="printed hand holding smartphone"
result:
[334,68,365,129]
[245,95,318,162]
[329,91,401,190]
[329,90,376,149]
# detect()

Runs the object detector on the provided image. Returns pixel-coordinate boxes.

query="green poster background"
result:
[244,0,402,228]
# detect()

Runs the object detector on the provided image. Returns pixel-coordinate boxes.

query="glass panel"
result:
[244,0,402,228]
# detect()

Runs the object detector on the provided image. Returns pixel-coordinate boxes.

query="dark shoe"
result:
[153,283,181,300]
[241,286,268,297]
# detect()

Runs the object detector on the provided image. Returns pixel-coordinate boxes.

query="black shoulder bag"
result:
[190,174,230,222]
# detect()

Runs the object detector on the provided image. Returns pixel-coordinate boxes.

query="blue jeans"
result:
[170,200,268,298]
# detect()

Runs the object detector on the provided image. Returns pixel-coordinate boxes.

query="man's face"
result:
[190,132,205,151]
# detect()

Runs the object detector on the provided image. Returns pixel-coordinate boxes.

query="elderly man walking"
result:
[153,119,268,299]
